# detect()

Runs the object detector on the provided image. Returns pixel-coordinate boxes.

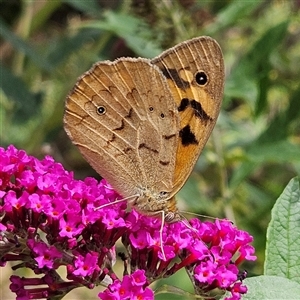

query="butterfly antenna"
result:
[94,194,139,211]
[179,213,217,262]
[177,213,199,235]
[179,210,219,221]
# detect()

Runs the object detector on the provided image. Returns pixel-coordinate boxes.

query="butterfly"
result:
[64,36,224,223]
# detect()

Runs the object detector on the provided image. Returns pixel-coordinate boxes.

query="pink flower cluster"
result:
[0,145,256,300]
[99,269,154,299]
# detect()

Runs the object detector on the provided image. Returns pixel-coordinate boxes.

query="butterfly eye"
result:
[149,106,154,112]
[97,106,106,115]
[159,191,168,197]
[160,113,165,118]
[195,71,208,86]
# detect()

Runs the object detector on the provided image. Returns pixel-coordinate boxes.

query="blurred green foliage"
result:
[1,0,299,298]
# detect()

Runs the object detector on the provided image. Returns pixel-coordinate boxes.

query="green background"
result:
[1,0,299,299]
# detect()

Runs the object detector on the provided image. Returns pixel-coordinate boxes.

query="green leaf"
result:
[155,285,195,300]
[229,86,300,189]
[247,141,300,163]
[229,161,257,191]
[264,177,300,283]
[257,85,300,143]
[81,11,162,58]
[155,268,193,300]
[238,275,300,300]
[0,17,53,72]
[63,0,101,15]
[0,64,41,123]
[247,21,289,71]
[206,1,261,34]
[229,141,300,191]
[225,63,258,107]
[225,21,289,110]
[228,81,300,190]
[252,21,289,116]
[30,1,62,33]
[45,28,103,67]
[285,85,300,124]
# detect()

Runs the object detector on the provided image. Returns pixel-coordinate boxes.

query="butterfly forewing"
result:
[151,36,224,194]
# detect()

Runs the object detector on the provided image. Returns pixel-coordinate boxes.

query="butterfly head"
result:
[133,187,181,223]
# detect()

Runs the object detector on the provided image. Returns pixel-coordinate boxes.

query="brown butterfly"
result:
[64,36,224,222]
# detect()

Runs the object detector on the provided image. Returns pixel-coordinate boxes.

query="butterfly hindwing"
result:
[64,58,179,198]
